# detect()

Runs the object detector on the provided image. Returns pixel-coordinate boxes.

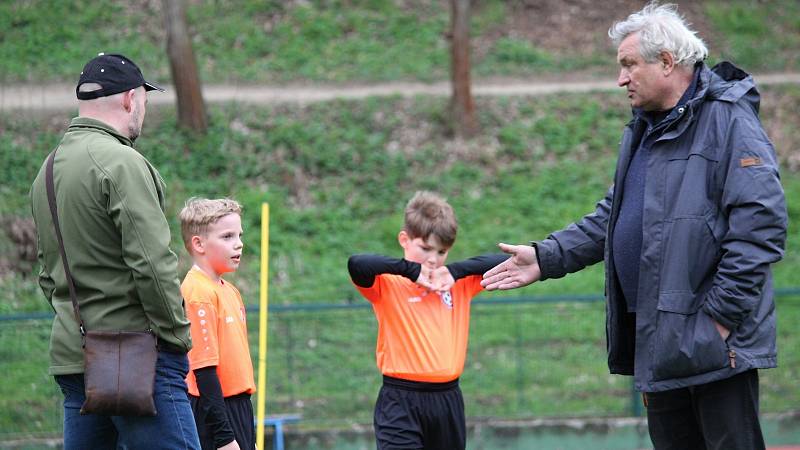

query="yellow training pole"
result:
[256,203,269,450]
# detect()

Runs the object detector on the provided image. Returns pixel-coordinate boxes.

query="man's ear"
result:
[397,230,410,249]
[190,235,205,254]
[121,88,135,112]
[660,51,675,75]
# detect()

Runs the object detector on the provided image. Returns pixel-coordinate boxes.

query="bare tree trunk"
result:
[450,0,477,139]
[163,0,207,133]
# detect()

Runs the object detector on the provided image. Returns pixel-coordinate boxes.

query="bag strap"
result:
[45,149,86,336]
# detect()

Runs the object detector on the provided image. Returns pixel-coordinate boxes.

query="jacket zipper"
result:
[728,348,736,368]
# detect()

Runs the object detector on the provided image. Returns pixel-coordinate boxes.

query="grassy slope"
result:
[1,0,800,436]
[3,86,799,308]
[1,1,799,84]
[2,86,799,432]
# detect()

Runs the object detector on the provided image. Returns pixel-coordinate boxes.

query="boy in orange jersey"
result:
[179,198,255,450]
[348,191,507,450]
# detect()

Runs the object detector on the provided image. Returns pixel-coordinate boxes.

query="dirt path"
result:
[3,73,800,111]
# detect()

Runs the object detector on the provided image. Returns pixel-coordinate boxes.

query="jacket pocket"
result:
[651,291,729,381]
[659,217,721,294]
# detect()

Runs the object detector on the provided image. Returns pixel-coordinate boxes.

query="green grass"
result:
[3,297,798,436]
[705,1,800,72]
[3,85,799,307]
[1,84,799,438]
[0,91,633,308]
[1,0,799,84]
[0,321,62,437]
[1,0,799,441]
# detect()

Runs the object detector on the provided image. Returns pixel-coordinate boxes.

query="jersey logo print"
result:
[440,291,453,309]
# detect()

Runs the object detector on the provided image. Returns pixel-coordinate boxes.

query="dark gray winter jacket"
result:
[535,62,787,392]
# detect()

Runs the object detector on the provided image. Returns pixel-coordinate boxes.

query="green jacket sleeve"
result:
[36,236,56,310]
[102,149,192,351]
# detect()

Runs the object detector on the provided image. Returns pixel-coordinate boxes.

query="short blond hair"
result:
[403,191,457,248]
[179,197,242,252]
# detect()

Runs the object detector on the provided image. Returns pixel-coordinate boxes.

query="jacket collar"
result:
[67,117,134,148]
[625,63,709,143]
[634,62,702,126]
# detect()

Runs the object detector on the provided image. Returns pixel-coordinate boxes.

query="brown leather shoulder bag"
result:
[45,149,158,417]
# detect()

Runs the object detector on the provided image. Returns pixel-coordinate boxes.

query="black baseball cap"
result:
[76,53,165,100]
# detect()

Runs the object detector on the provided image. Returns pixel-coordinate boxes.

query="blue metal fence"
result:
[1,292,798,442]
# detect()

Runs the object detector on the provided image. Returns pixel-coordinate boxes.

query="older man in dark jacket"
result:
[482,3,786,450]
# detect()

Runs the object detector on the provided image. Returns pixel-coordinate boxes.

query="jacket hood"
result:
[702,61,761,114]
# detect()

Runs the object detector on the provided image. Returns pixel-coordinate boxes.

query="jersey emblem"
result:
[440,291,453,309]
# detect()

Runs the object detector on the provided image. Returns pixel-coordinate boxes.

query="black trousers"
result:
[190,392,255,450]
[374,376,466,450]
[645,369,765,450]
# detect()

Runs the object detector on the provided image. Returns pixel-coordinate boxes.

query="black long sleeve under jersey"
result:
[347,253,508,288]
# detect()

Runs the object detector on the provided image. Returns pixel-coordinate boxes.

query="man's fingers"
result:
[497,242,517,254]
[481,279,497,290]
[482,277,518,291]
[497,280,520,290]
[483,260,510,279]
[481,269,509,287]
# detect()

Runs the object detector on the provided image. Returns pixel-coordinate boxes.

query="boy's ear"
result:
[190,235,205,254]
[397,230,410,249]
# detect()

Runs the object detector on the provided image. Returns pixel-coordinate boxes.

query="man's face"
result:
[616,33,669,111]
[400,232,450,270]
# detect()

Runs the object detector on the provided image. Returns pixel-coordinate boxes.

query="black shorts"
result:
[374,375,466,450]
[190,392,255,450]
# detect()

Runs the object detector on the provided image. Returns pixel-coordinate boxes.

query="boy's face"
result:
[193,213,243,277]
[399,231,450,270]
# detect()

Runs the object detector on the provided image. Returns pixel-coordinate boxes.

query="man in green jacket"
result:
[30,53,201,450]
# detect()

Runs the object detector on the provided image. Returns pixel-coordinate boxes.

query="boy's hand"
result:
[218,440,240,450]
[430,266,455,292]
[415,265,437,290]
[481,243,541,290]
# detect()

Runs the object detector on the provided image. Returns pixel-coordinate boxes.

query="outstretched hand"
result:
[481,243,541,290]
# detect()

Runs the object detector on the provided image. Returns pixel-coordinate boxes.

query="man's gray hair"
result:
[609,2,708,67]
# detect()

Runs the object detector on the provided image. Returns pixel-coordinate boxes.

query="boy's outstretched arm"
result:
[447,254,510,280]
[432,254,510,291]
[481,243,541,290]
[348,254,435,289]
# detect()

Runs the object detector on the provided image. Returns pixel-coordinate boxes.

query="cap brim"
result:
[144,81,165,92]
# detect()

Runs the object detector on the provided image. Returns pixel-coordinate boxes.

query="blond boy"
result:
[179,198,255,450]
[347,191,507,450]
